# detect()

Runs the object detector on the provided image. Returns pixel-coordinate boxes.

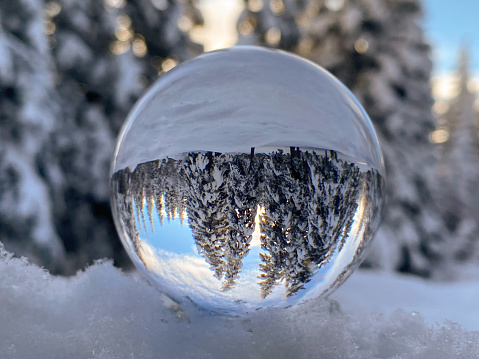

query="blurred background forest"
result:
[1,0,478,281]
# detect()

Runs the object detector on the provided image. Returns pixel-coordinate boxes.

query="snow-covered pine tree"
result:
[304,153,356,294]
[183,152,231,282]
[1,0,202,274]
[239,0,450,278]
[275,149,312,298]
[438,50,479,210]
[0,0,66,272]
[302,152,361,279]
[258,149,363,298]
[222,153,259,291]
[161,158,187,224]
[326,166,384,293]
[258,202,288,297]
[258,150,315,298]
[432,49,479,273]
[110,167,141,263]
[307,153,342,263]
[258,150,300,298]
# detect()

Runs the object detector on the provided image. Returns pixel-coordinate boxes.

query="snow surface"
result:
[113,46,384,174]
[1,242,478,359]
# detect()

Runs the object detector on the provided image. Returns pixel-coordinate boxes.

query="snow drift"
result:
[1,242,478,359]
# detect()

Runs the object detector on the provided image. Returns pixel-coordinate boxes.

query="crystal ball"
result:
[110,46,385,314]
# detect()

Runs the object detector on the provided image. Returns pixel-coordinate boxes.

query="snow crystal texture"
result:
[1,242,478,359]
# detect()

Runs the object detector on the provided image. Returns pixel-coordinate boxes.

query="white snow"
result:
[114,52,144,108]
[113,47,384,174]
[55,32,93,69]
[0,32,13,82]
[1,149,65,258]
[1,241,478,359]
[333,270,479,332]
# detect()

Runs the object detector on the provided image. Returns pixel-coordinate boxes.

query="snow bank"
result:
[1,242,478,359]
[333,270,479,332]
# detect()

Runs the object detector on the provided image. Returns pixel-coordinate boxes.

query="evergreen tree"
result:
[0,0,66,271]
[239,0,452,278]
[326,168,384,294]
[0,0,202,273]
[258,149,362,298]
[182,152,260,291]
[432,49,479,273]
[302,153,362,283]
[222,153,259,290]
[183,152,231,281]
[282,150,319,297]
[439,49,479,211]
[110,167,141,261]
[258,149,312,298]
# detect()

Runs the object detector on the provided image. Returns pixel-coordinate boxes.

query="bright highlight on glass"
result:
[110,46,385,314]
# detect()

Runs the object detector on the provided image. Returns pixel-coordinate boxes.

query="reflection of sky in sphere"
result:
[133,201,287,310]
[112,47,383,174]
[131,196,366,313]
[136,207,194,255]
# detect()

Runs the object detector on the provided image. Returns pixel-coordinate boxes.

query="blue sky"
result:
[423,0,478,75]
[136,201,195,255]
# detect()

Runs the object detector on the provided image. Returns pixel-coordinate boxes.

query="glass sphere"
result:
[110,46,385,314]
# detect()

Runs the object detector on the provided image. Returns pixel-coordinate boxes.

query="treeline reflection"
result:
[111,148,382,298]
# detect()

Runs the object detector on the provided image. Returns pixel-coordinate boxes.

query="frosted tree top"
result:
[113,46,384,173]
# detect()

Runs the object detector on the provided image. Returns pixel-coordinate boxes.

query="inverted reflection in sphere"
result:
[110,46,385,314]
